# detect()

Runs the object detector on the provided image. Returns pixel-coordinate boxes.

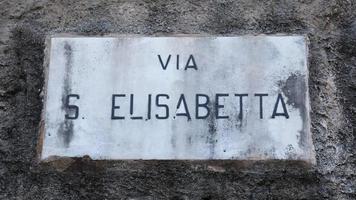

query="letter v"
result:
[158,54,171,70]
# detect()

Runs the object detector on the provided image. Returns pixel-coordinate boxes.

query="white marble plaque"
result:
[40,36,315,162]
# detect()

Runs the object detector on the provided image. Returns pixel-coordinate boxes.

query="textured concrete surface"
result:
[0,0,355,199]
[41,36,313,161]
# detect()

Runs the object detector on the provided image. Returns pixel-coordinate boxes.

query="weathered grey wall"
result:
[0,0,355,199]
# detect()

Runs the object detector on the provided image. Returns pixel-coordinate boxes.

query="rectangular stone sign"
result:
[40,35,315,162]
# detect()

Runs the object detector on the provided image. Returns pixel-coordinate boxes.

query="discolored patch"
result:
[278,73,308,148]
[58,42,74,147]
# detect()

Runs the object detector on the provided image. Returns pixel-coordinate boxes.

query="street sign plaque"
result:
[40,36,314,162]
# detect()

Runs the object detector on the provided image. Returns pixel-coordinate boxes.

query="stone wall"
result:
[0,0,355,199]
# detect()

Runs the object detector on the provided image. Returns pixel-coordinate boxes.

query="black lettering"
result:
[195,94,210,119]
[254,93,268,119]
[65,94,79,119]
[215,93,229,119]
[156,94,169,119]
[234,94,248,120]
[272,93,289,119]
[147,94,152,120]
[158,54,171,70]
[185,54,198,70]
[130,94,143,120]
[111,94,125,120]
[176,94,191,120]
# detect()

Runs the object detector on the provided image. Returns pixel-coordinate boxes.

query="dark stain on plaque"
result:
[206,100,217,159]
[278,73,308,148]
[58,42,74,148]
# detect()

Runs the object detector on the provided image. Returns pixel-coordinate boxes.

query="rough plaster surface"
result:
[0,0,355,199]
